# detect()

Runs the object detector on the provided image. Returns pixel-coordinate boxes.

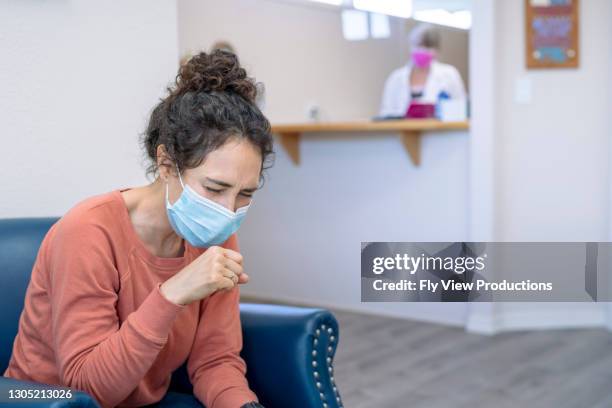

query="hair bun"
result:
[173,49,258,103]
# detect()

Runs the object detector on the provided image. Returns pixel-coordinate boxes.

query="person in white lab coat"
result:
[379,23,466,118]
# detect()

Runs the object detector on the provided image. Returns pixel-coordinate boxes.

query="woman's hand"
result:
[160,246,249,305]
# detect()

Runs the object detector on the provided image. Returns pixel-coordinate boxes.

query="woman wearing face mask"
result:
[4,50,273,408]
[378,23,466,118]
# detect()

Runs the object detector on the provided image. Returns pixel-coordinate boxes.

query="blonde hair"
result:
[409,23,441,50]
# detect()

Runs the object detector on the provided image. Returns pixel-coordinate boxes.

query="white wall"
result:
[178,0,470,122]
[178,0,407,122]
[1,0,179,217]
[486,0,612,332]
[608,0,612,331]
[496,0,610,242]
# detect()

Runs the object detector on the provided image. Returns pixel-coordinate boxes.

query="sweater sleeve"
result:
[188,234,259,408]
[48,217,184,408]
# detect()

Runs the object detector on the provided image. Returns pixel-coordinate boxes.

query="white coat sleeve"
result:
[447,66,467,100]
[379,73,398,117]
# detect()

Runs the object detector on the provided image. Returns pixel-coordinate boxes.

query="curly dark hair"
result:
[141,49,274,184]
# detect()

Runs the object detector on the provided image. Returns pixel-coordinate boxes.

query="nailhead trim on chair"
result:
[312,323,343,408]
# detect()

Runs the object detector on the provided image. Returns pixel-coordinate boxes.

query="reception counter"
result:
[242,119,472,321]
[271,119,469,166]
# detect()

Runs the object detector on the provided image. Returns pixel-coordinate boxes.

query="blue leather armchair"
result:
[0,218,344,408]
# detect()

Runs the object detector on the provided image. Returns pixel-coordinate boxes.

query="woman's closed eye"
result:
[206,186,253,198]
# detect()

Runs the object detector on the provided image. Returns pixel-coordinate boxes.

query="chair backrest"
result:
[0,217,59,372]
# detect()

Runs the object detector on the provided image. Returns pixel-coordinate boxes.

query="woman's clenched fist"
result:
[160,246,248,306]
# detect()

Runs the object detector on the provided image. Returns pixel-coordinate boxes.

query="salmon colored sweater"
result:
[3,189,259,408]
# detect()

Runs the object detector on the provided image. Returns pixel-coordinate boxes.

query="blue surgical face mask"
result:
[165,167,250,248]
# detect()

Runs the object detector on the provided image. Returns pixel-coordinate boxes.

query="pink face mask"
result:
[411,48,435,68]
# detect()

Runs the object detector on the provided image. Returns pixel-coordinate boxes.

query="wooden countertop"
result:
[272,119,469,134]
[271,119,470,167]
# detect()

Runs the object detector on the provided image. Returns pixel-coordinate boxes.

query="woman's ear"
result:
[156,144,174,182]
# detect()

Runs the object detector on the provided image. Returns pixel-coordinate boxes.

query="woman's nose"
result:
[218,197,237,213]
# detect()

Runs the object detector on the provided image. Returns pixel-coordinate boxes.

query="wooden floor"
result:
[242,297,612,408]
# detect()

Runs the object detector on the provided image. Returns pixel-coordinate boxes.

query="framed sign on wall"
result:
[525,0,579,69]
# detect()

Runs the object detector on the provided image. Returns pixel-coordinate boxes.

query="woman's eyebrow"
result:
[205,177,258,192]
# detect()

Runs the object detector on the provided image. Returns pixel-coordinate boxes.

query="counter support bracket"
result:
[277,130,423,166]
[278,132,300,165]
[400,131,421,166]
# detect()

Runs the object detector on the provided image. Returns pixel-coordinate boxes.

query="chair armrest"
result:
[239,303,344,408]
[0,376,100,407]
